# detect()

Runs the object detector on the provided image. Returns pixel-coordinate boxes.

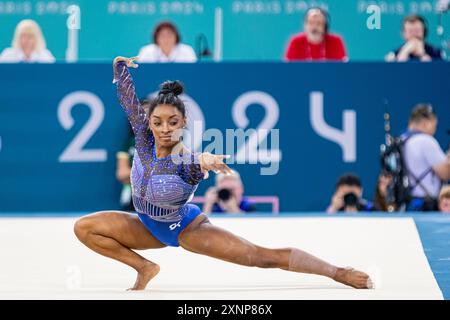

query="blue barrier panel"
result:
[0,62,449,212]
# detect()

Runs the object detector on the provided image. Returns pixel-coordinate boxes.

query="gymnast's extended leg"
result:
[178,214,371,289]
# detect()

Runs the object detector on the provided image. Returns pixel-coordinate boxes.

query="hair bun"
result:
[159,80,184,96]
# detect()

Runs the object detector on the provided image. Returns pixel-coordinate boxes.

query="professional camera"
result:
[217,188,232,201]
[379,108,411,211]
[343,192,358,208]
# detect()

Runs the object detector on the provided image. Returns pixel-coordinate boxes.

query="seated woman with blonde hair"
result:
[0,19,55,63]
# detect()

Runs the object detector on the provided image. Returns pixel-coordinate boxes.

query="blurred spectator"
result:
[373,172,395,212]
[116,123,135,212]
[386,15,443,62]
[285,7,347,61]
[137,21,197,63]
[0,19,55,63]
[403,104,450,211]
[203,170,256,214]
[327,173,375,213]
[439,185,450,213]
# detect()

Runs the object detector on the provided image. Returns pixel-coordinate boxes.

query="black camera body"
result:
[379,107,414,211]
[217,188,232,201]
[343,192,358,207]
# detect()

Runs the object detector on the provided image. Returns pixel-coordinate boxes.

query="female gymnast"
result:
[74,56,373,290]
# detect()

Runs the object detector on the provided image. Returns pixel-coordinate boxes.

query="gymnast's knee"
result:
[74,215,96,241]
[74,211,120,241]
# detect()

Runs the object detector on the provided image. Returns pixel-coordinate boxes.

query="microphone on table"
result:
[195,33,213,61]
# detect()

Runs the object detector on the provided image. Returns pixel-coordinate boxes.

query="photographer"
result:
[439,185,450,213]
[403,104,450,211]
[327,173,375,214]
[373,171,395,212]
[203,170,256,214]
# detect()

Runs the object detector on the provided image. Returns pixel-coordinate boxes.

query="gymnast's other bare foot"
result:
[128,262,160,291]
[334,267,373,289]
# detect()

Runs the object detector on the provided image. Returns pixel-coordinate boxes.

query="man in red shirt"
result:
[285,7,347,61]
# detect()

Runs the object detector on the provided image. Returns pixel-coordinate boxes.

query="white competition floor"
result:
[0,216,443,300]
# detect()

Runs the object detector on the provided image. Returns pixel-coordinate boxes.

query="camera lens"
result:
[343,192,358,207]
[217,188,232,201]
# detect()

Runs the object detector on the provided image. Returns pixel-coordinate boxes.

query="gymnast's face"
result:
[149,104,186,148]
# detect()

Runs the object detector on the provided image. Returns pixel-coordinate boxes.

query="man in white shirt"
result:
[403,104,450,210]
[138,21,197,63]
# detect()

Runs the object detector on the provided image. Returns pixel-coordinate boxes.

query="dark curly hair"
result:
[147,80,186,117]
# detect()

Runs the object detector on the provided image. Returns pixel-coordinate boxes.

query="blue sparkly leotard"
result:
[113,61,204,246]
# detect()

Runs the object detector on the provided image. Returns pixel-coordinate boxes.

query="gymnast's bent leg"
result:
[74,211,167,290]
[178,214,372,289]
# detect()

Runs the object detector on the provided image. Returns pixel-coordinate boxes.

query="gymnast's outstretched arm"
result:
[113,56,154,155]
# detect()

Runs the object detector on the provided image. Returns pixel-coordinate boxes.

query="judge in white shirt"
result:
[0,19,55,63]
[138,21,197,63]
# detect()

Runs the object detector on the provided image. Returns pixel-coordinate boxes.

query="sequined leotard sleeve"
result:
[113,61,154,156]
[113,61,204,222]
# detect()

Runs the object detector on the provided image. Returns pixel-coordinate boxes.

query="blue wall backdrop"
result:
[0,62,449,212]
[0,0,449,61]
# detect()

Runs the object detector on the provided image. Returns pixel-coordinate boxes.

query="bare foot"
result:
[333,267,373,289]
[127,262,160,291]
